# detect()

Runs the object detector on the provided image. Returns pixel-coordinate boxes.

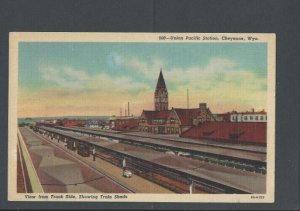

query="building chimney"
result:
[199,103,207,111]
[252,108,255,112]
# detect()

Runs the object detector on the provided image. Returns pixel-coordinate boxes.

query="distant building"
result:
[86,120,101,128]
[113,117,139,131]
[230,109,267,122]
[213,112,231,122]
[36,120,62,127]
[62,120,87,127]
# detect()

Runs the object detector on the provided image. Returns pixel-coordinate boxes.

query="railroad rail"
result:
[35,126,266,194]
[51,126,266,173]
[53,126,266,163]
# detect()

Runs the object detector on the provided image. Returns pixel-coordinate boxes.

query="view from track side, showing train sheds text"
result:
[9,33,275,203]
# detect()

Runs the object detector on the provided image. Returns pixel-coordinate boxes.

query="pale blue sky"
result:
[19,42,267,90]
[18,42,268,117]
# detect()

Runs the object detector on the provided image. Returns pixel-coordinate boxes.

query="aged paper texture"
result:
[8,32,275,202]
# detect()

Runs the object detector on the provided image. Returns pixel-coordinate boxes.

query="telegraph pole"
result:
[187,88,189,109]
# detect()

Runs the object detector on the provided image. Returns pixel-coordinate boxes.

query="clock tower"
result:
[154,69,168,111]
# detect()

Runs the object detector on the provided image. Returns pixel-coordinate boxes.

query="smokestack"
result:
[128,102,130,116]
[187,88,189,109]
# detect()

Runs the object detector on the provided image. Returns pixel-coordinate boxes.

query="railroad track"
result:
[94,150,194,193]
[47,126,266,174]
[53,126,266,164]
[26,128,135,193]
[34,127,223,193]
[62,126,266,154]
[35,126,266,194]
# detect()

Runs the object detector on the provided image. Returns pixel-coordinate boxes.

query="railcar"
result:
[77,142,90,157]
[66,140,76,151]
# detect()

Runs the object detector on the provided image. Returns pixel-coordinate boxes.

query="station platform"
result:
[18,127,171,193]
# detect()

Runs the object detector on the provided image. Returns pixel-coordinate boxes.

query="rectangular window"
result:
[244,116,247,120]
[260,116,264,120]
[250,116,253,120]
[255,116,258,120]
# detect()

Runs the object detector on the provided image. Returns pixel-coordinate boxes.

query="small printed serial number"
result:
[251,195,265,199]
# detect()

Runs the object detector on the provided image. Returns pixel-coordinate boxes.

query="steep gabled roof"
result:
[172,107,215,125]
[172,108,200,125]
[141,110,171,125]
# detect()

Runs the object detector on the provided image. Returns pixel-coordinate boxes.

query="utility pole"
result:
[187,88,189,109]
[128,102,130,116]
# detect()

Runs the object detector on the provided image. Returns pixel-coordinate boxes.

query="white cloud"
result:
[28,57,266,117]
[41,67,89,88]
[118,56,166,79]
[40,66,151,94]
[115,56,235,82]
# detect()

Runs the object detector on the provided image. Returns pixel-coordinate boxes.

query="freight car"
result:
[66,140,76,151]
[32,126,39,132]
[77,142,90,157]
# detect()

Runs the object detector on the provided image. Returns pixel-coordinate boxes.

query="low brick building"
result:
[113,117,139,131]
[62,120,87,127]
[139,110,172,134]
[181,122,266,145]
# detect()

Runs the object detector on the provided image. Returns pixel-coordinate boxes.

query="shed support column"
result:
[189,180,194,194]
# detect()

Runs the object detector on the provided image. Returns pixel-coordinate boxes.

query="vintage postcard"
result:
[8,32,275,202]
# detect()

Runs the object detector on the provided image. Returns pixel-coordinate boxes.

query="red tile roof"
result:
[114,119,139,131]
[173,107,215,125]
[181,122,266,144]
[141,110,171,125]
[173,108,200,125]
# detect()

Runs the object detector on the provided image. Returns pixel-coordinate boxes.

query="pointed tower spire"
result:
[154,68,168,111]
[155,68,167,91]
